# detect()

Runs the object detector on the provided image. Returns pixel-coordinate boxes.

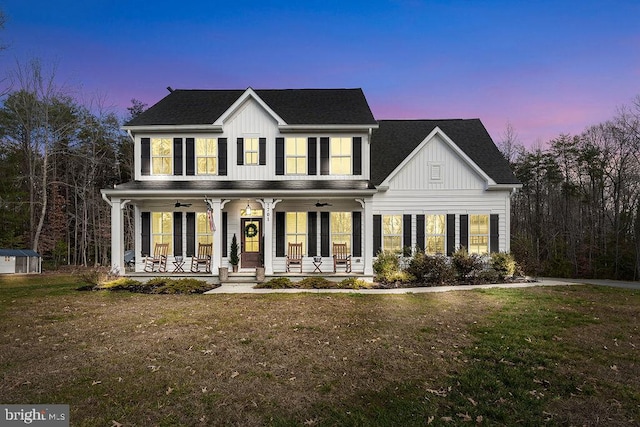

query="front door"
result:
[240,218,262,268]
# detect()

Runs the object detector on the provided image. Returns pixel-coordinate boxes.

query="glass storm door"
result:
[240,218,261,268]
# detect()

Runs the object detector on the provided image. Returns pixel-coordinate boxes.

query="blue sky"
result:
[1,0,638,147]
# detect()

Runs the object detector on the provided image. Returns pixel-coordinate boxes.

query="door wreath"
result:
[244,223,258,238]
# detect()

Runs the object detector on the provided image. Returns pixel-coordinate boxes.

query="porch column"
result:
[363,198,374,276]
[209,198,222,275]
[258,198,280,275]
[110,197,124,275]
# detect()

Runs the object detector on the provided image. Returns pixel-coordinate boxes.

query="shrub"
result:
[153,278,212,294]
[490,252,516,280]
[406,252,456,286]
[255,277,293,289]
[338,277,371,289]
[298,277,333,289]
[96,277,142,291]
[477,268,500,284]
[451,247,484,281]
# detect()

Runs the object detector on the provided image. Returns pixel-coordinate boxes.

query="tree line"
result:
[503,96,640,279]
[0,60,141,267]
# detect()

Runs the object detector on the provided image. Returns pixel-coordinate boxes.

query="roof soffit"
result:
[379,126,496,188]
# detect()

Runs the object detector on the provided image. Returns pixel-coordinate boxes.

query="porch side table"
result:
[312,257,322,273]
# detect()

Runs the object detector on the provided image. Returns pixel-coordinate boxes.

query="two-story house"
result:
[101,88,521,278]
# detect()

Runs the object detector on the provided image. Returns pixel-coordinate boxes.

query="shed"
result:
[0,249,42,274]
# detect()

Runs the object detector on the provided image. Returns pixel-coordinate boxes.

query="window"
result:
[151,212,173,248]
[382,215,402,252]
[330,137,351,175]
[196,212,213,245]
[469,214,489,255]
[244,138,259,165]
[196,138,217,175]
[151,138,172,175]
[331,212,352,251]
[425,214,446,255]
[285,137,307,174]
[286,212,307,250]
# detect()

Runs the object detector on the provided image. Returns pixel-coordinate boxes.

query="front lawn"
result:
[0,274,638,426]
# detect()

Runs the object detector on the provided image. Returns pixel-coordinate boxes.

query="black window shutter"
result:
[237,138,244,165]
[490,214,499,253]
[353,137,362,175]
[259,138,266,165]
[320,212,330,257]
[173,212,183,256]
[186,213,195,257]
[141,212,150,256]
[373,215,382,256]
[320,137,329,175]
[352,211,362,257]
[275,137,284,175]
[141,138,150,176]
[218,138,227,176]
[460,214,469,250]
[186,138,195,176]
[222,212,228,257]
[308,137,317,175]
[446,214,456,256]
[403,214,412,255]
[276,212,285,256]
[307,212,317,256]
[173,138,183,176]
[416,215,425,251]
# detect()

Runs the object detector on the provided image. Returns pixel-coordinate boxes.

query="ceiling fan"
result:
[175,201,192,208]
[315,201,333,207]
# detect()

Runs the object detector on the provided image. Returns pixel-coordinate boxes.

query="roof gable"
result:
[371,119,521,187]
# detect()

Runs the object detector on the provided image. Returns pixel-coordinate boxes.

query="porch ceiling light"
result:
[245,203,252,216]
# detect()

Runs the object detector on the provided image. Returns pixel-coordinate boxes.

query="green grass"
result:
[0,274,638,426]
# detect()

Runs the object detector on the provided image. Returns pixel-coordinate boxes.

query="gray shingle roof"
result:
[113,180,376,192]
[371,119,520,186]
[126,88,377,126]
[0,249,41,257]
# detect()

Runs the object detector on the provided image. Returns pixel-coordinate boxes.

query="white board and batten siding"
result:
[372,133,513,252]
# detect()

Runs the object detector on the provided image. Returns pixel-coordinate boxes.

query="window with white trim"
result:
[331,212,352,252]
[196,212,213,245]
[285,137,306,175]
[330,137,351,175]
[286,212,307,250]
[425,214,446,255]
[469,214,489,255]
[244,137,259,165]
[151,212,173,248]
[196,138,218,175]
[151,138,172,175]
[382,214,402,252]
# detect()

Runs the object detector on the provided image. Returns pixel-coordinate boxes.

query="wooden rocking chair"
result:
[286,242,303,273]
[144,243,169,272]
[333,243,351,273]
[190,243,212,273]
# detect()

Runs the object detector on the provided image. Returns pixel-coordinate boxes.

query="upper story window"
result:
[425,214,446,255]
[196,138,218,175]
[469,214,489,255]
[286,137,307,175]
[244,138,259,165]
[330,137,352,175]
[151,138,172,175]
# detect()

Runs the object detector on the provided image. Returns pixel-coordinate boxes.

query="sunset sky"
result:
[0,0,638,147]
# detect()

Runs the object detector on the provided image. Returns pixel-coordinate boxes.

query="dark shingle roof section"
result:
[371,119,520,186]
[125,88,377,126]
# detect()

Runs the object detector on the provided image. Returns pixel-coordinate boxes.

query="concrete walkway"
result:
[203,277,628,294]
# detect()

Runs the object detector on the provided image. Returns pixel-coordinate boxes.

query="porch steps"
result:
[223,272,258,284]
